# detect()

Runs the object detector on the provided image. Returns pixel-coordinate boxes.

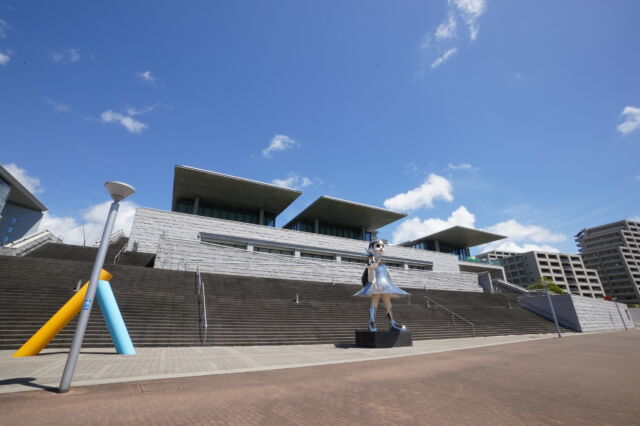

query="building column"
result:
[259,209,264,226]
[193,197,200,215]
[361,227,366,240]
[314,218,320,234]
[434,240,440,252]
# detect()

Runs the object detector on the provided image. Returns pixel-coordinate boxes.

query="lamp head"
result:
[105,181,136,202]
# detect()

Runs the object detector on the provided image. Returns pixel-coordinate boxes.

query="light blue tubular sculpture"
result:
[96,280,136,355]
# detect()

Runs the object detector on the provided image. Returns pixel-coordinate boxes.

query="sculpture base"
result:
[355,330,413,348]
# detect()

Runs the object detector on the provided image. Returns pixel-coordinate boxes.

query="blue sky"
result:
[1,0,639,253]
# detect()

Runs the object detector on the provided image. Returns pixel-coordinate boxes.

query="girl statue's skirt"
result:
[353,264,410,298]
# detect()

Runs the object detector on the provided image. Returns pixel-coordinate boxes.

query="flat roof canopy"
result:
[0,165,47,211]
[283,196,406,230]
[400,226,506,248]
[172,165,302,215]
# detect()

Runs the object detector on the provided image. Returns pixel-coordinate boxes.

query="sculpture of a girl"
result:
[354,239,409,332]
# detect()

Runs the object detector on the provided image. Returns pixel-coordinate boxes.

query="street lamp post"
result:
[544,282,562,338]
[612,297,628,331]
[58,181,135,393]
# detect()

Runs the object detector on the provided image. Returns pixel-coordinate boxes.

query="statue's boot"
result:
[389,313,406,331]
[368,306,377,332]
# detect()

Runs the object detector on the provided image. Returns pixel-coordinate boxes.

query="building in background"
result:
[399,226,507,279]
[0,165,47,245]
[476,250,604,298]
[576,220,640,303]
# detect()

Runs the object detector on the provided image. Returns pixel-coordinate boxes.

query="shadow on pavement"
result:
[0,377,58,393]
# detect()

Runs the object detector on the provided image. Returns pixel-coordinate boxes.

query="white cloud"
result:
[39,200,139,246]
[43,97,70,112]
[384,173,453,211]
[617,106,640,135]
[137,70,155,83]
[419,0,487,73]
[101,110,147,134]
[477,219,566,254]
[431,48,458,69]
[0,50,11,66]
[435,12,457,40]
[0,18,10,38]
[262,134,297,158]
[271,173,320,190]
[1,163,43,194]
[483,241,561,254]
[446,163,479,172]
[486,219,566,243]
[627,215,640,222]
[449,0,487,41]
[391,206,475,244]
[51,48,81,64]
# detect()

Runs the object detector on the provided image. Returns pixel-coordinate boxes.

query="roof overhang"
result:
[282,196,406,230]
[400,226,506,248]
[171,165,301,215]
[0,165,47,211]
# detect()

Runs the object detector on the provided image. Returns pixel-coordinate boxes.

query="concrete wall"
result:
[518,294,635,332]
[628,308,640,326]
[128,208,463,273]
[154,236,483,292]
[0,202,43,244]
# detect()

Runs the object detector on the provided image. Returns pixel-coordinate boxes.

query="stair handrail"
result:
[424,296,476,337]
[113,243,127,264]
[196,266,208,343]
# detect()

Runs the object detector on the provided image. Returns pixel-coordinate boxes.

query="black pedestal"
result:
[355,330,413,348]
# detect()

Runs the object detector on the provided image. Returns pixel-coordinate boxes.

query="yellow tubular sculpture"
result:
[13,269,114,357]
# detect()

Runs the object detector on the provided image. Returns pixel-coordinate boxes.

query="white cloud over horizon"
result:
[617,106,640,135]
[1,163,43,194]
[262,134,297,158]
[101,110,148,133]
[384,174,454,211]
[391,206,475,244]
[51,48,81,64]
[271,172,320,190]
[39,200,139,246]
[477,219,566,254]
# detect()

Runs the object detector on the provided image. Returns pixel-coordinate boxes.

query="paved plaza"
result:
[1,330,639,425]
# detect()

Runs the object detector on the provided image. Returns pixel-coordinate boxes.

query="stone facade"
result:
[127,208,482,292]
[518,294,634,332]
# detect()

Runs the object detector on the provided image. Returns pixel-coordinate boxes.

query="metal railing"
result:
[424,296,476,337]
[196,266,208,343]
[113,243,127,264]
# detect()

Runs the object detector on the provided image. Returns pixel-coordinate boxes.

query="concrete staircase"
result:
[0,253,569,351]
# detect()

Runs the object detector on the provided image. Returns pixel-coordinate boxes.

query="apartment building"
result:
[476,250,604,298]
[576,220,640,303]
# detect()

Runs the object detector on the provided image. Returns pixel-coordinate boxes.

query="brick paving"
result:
[0,330,639,425]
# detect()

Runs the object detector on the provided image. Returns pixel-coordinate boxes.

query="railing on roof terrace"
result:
[463,257,502,266]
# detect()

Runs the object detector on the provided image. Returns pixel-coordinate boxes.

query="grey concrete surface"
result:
[0,330,639,425]
[1,333,572,394]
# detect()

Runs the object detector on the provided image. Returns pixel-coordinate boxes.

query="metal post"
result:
[545,288,562,338]
[58,202,120,393]
[612,298,628,331]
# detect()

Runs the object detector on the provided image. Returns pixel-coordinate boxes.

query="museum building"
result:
[126,165,506,291]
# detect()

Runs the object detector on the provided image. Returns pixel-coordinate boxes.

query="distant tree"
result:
[527,277,565,295]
